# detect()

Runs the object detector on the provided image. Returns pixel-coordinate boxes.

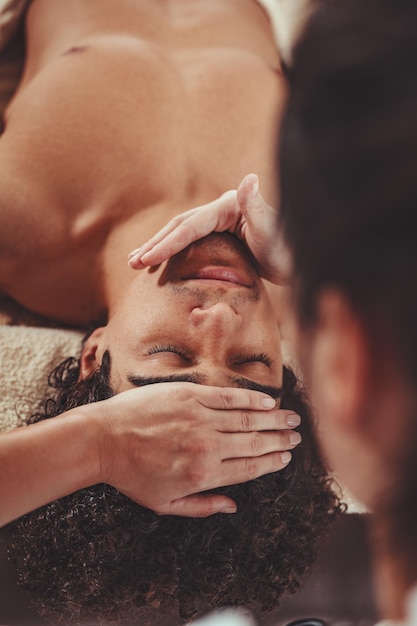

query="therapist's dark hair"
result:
[279,0,417,595]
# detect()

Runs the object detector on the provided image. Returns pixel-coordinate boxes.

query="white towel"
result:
[0,324,83,432]
[255,0,319,64]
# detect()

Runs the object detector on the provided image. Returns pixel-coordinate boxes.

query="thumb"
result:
[236,174,291,284]
[236,173,273,230]
[162,494,237,518]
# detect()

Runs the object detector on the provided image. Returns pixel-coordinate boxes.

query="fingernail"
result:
[287,413,301,427]
[128,248,141,259]
[281,451,292,464]
[290,432,302,446]
[220,506,237,514]
[251,176,259,197]
[262,397,276,408]
[128,253,141,266]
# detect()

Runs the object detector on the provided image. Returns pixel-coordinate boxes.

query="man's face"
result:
[12,237,342,624]
[95,233,283,396]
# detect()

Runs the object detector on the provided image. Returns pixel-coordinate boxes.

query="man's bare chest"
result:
[2,33,283,250]
[0,0,284,323]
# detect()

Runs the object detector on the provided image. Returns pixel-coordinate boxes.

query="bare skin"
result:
[0,0,296,526]
[0,0,286,325]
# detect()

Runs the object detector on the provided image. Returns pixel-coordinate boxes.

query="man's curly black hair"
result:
[7,351,344,626]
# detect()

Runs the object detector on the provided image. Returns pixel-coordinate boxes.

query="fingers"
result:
[153,442,295,516]
[159,494,238,517]
[175,383,302,433]
[236,173,271,226]
[217,451,293,488]
[222,429,301,459]
[194,385,279,411]
[236,174,278,254]
[127,190,239,269]
[237,174,291,285]
[127,174,273,271]
[153,443,296,517]
[127,213,193,268]
[184,449,294,496]
[130,209,217,268]
[153,439,293,518]
[212,408,301,433]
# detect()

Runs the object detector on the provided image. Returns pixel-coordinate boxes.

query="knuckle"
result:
[190,437,211,457]
[245,458,259,480]
[186,464,209,489]
[273,450,282,465]
[171,214,184,227]
[277,432,293,451]
[241,411,254,431]
[270,411,285,430]
[188,223,201,240]
[275,412,286,429]
[182,437,215,487]
[172,384,193,404]
[221,189,237,205]
[197,497,218,518]
[250,432,263,456]
[219,389,234,409]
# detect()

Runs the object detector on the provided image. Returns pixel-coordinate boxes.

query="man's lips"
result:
[182,266,254,287]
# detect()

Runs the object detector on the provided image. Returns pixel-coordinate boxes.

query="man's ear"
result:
[79,327,106,380]
[308,289,371,432]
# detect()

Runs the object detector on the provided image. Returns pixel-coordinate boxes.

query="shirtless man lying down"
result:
[0,1,341,624]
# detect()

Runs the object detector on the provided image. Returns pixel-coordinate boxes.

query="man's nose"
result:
[190,302,243,333]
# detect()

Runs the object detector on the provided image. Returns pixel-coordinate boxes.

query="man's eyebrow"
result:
[230,376,283,399]
[127,373,205,386]
[127,373,282,399]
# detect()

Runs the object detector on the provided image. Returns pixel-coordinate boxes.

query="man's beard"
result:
[7,355,342,626]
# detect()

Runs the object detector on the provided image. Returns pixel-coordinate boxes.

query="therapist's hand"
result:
[0,382,300,528]
[128,174,291,285]
[92,382,301,518]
